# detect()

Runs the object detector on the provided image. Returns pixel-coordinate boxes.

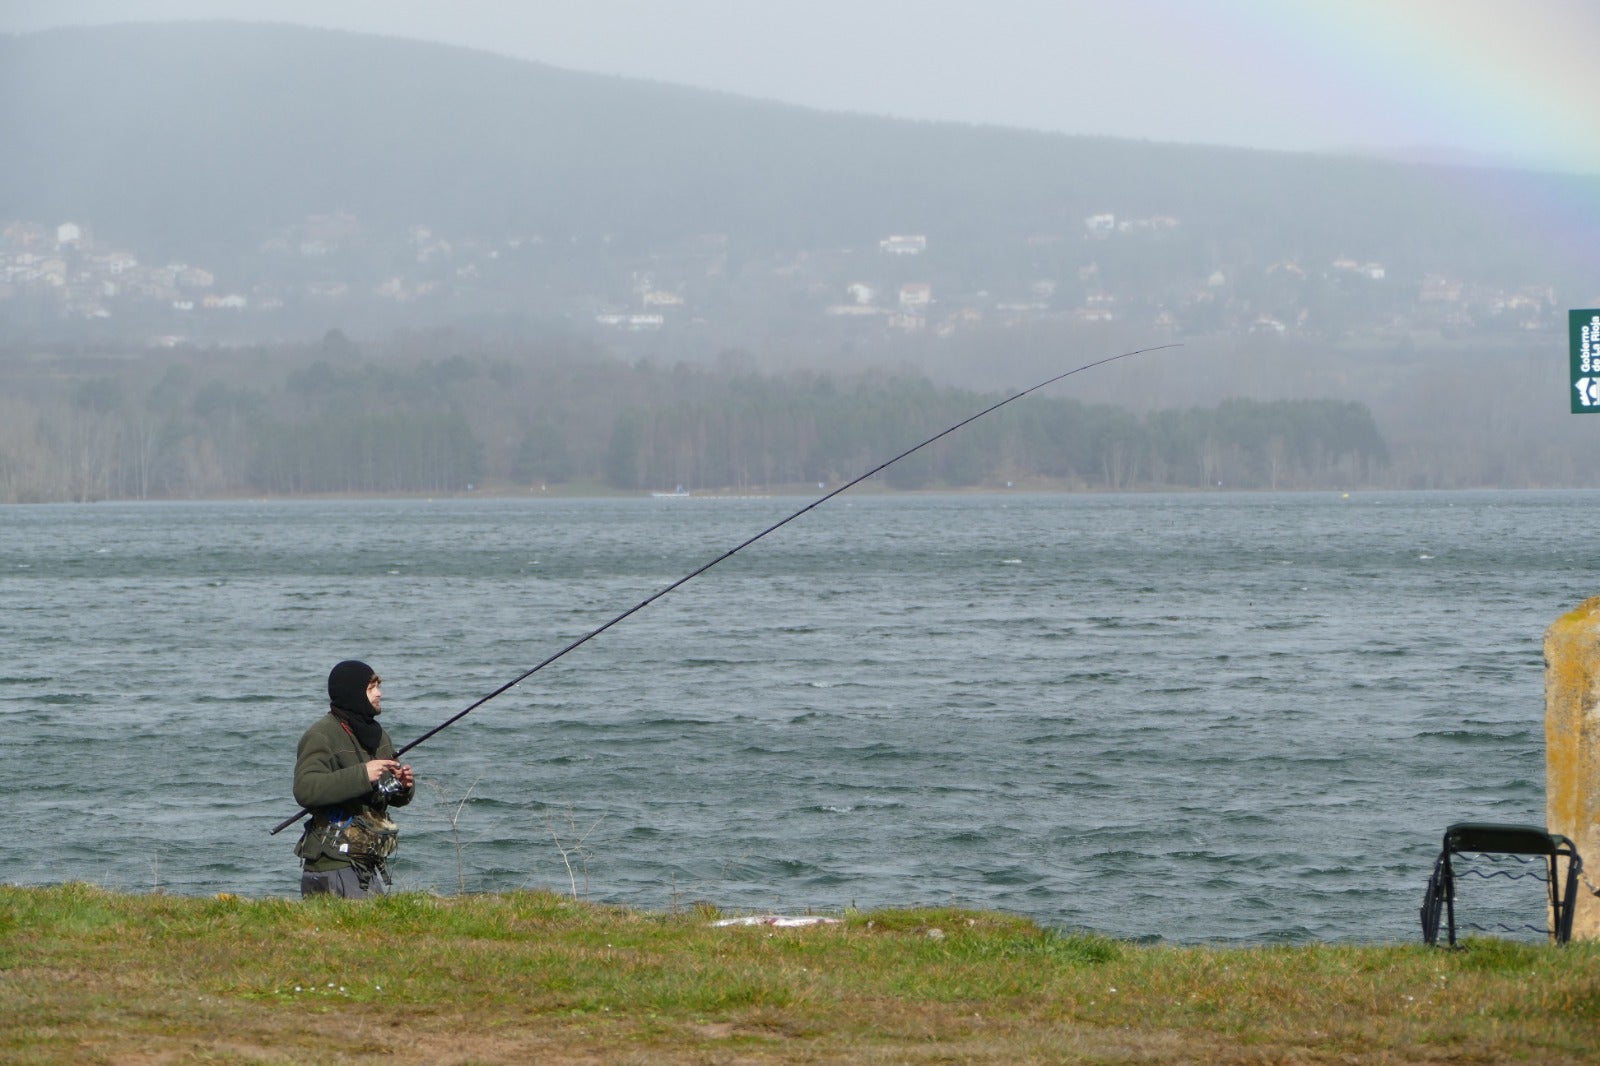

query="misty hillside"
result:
[5,21,1600,497]
[2,20,1594,285]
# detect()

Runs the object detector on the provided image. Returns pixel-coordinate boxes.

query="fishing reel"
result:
[374,771,407,802]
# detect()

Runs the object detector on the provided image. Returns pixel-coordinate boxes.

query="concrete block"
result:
[1545,595,1600,940]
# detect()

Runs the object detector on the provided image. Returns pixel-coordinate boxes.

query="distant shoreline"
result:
[3,483,1578,506]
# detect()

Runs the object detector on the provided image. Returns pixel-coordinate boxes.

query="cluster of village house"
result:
[818,223,1556,338]
[0,213,1562,341]
[0,221,261,319]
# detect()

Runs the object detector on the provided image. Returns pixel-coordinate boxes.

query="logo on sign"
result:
[1571,311,1600,413]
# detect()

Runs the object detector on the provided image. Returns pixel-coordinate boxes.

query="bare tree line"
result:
[0,335,1404,503]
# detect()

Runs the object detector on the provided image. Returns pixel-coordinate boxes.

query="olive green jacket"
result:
[292,713,413,872]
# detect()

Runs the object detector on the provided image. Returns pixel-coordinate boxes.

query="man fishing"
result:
[291,660,414,898]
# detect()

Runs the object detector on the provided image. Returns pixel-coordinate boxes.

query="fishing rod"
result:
[271,343,1179,835]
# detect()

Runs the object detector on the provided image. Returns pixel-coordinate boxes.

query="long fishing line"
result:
[271,343,1180,834]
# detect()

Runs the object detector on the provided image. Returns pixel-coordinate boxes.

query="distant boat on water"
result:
[650,485,691,498]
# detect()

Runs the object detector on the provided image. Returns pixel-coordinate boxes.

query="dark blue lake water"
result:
[1,490,1590,944]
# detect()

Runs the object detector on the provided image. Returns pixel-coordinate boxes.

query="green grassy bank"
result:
[3,884,1598,1064]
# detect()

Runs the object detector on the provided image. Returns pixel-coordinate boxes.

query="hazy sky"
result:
[6,0,1599,173]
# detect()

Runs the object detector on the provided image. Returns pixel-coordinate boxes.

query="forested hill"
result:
[0,21,1589,283]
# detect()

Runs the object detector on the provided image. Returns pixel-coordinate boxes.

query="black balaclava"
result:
[327,659,382,754]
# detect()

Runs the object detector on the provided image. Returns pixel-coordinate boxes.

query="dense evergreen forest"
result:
[0,334,1388,503]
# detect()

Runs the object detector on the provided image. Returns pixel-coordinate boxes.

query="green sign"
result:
[1573,309,1600,412]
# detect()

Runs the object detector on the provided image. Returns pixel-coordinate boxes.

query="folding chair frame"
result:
[1421,822,1582,946]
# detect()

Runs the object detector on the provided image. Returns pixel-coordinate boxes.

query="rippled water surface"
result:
[2,490,1593,943]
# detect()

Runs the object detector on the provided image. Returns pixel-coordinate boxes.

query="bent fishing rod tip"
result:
[268,341,1182,832]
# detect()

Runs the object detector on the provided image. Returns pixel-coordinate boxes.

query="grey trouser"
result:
[300,863,388,899]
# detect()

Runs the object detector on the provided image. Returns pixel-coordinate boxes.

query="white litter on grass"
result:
[711,915,842,928]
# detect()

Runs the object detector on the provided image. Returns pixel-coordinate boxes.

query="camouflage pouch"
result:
[341,810,399,862]
[295,808,397,864]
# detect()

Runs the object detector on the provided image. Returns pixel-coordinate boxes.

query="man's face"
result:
[367,677,382,713]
